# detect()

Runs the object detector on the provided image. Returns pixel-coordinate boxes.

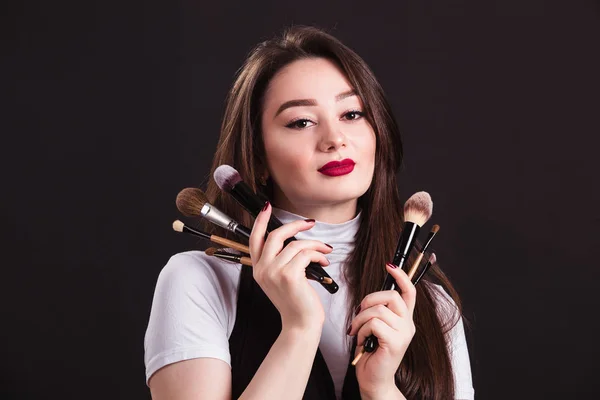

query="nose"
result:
[318,121,346,152]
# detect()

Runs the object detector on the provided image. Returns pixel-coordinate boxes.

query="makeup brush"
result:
[172,220,250,254]
[205,247,253,266]
[176,187,253,240]
[204,247,333,284]
[413,252,436,286]
[351,253,438,365]
[407,224,439,280]
[176,186,328,285]
[352,191,433,365]
[213,165,338,294]
[378,192,433,292]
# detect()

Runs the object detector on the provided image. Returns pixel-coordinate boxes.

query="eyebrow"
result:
[274,89,357,118]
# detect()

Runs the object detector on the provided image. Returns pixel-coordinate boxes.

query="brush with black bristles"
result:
[353,191,433,365]
[407,224,440,280]
[413,252,436,286]
[176,187,252,240]
[205,247,253,266]
[172,220,250,254]
[213,164,338,294]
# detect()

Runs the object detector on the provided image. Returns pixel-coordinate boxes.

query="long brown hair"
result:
[202,25,464,400]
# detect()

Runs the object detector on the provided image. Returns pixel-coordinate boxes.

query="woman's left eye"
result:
[342,110,364,121]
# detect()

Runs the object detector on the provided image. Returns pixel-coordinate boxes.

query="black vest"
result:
[228,265,362,399]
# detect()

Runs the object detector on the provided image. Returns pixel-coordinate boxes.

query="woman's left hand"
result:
[349,263,417,399]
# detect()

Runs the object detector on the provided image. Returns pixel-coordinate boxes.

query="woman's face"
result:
[261,57,376,213]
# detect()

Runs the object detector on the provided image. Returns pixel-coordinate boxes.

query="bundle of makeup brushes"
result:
[351,191,440,365]
[172,165,336,290]
[171,165,441,363]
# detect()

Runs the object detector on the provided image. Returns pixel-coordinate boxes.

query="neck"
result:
[272,194,358,224]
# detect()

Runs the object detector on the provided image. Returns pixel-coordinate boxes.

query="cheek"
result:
[263,134,312,178]
[355,128,376,164]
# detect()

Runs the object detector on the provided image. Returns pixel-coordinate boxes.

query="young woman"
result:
[144,26,474,400]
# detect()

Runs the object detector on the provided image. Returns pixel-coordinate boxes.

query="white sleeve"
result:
[433,285,475,400]
[447,315,475,400]
[143,252,236,385]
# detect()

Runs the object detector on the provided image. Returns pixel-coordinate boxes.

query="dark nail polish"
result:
[262,201,269,211]
[324,243,333,249]
[304,219,315,223]
[347,327,352,335]
[355,305,361,314]
[387,262,398,269]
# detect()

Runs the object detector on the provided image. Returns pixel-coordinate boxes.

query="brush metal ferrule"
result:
[201,204,238,233]
[212,252,241,263]
[392,221,421,271]
[380,221,421,292]
[229,181,266,217]
[230,181,284,233]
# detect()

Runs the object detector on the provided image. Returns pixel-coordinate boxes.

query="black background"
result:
[3,1,599,399]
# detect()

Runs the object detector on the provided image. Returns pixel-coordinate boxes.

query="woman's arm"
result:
[239,325,321,399]
[149,358,232,400]
[148,204,331,399]
[149,325,322,400]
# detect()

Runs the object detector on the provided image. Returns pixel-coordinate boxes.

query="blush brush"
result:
[176,187,252,240]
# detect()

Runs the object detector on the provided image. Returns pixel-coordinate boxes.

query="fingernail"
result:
[324,243,333,249]
[304,219,315,223]
[262,201,269,211]
[355,304,361,314]
[386,262,398,269]
[346,327,352,335]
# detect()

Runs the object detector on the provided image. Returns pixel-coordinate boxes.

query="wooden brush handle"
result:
[407,252,425,280]
[210,235,250,254]
[239,256,252,266]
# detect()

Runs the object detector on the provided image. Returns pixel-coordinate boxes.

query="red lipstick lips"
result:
[318,158,356,177]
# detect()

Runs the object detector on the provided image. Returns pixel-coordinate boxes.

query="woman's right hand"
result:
[249,201,332,332]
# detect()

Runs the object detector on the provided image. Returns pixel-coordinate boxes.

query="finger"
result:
[356,289,408,319]
[249,201,271,263]
[274,239,332,266]
[348,304,402,336]
[285,249,331,277]
[355,318,396,350]
[261,219,317,261]
[386,263,417,315]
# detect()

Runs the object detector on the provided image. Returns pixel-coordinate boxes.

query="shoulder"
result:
[144,251,243,384]
[149,250,242,338]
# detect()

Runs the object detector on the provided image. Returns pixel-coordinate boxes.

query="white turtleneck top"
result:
[144,208,474,399]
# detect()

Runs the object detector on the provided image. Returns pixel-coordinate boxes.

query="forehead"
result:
[263,58,354,107]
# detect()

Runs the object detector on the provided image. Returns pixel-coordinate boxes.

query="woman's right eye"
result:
[285,118,315,129]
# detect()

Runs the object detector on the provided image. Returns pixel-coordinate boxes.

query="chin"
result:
[303,186,370,205]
